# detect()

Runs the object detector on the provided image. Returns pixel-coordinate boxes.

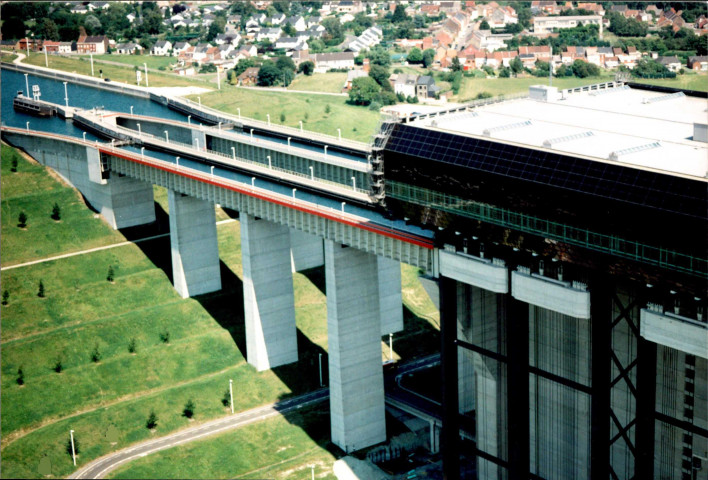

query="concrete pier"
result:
[378,256,403,336]
[241,214,298,371]
[168,190,221,298]
[325,240,386,452]
[290,229,324,272]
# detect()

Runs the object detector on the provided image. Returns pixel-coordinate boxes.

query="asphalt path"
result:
[69,389,328,479]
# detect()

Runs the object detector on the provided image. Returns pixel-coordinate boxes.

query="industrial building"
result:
[380,83,707,479]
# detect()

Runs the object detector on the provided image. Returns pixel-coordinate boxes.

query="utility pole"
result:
[70,430,77,466]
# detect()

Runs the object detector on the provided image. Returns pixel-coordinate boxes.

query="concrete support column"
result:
[191,128,206,150]
[168,190,221,298]
[325,241,386,452]
[94,174,156,229]
[378,256,403,336]
[290,229,324,272]
[241,214,298,371]
[440,276,460,480]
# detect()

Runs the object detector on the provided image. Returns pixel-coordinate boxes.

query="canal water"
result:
[0,68,432,236]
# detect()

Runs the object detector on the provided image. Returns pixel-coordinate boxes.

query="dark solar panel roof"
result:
[384,124,708,220]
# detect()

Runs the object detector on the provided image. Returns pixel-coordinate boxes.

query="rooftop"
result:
[409,84,708,179]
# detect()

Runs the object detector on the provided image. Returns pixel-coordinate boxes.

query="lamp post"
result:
[83,132,86,141]
[231,147,236,160]
[44,46,48,67]
[351,177,356,191]
[25,36,29,56]
[164,130,169,143]
[250,129,254,140]
[299,120,303,132]
[218,121,222,131]
[251,177,256,186]
[187,115,191,125]
[26,121,30,132]
[70,430,76,466]
[144,63,149,87]
[195,138,199,150]
[267,113,270,126]
[318,354,323,387]
[63,81,69,107]
[341,202,345,212]
[130,105,134,115]
[229,379,234,414]
[237,108,241,119]
[292,188,297,198]
[210,165,214,176]
[324,145,327,156]
[337,128,341,140]
[287,137,291,150]
[137,123,141,138]
[309,166,314,180]
[24,73,29,97]
[310,465,315,480]
[267,155,271,168]
[198,96,201,106]
[389,333,393,362]
[176,156,180,166]
[141,147,145,157]
[90,53,94,76]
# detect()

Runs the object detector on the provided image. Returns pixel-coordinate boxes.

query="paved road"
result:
[69,389,329,479]
[237,84,348,97]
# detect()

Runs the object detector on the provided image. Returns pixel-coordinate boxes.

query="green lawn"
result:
[456,73,616,101]
[0,144,440,479]
[1,145,124,265]
[631,73,708,92]
[108,407,339,480]
[92,54,177,70]
[192,88,381,143]
[20,52,206,89]
[1,49,18,63]
[288,72,348,93]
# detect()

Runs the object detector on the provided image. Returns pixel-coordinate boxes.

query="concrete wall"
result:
[168,190,221,298]
[241,214,298,371]
[378,256,403,335]
[290,229,324,272]
[325,240,386,452]
[5,134,154,229]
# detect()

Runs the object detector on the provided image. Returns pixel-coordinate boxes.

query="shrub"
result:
[221,389,231,407]
[2,290,8,305]
[325,104,331,114]
[146,411,158,429]
[280,111,286,122]
[159,330,170,343]
[16,366,24,385]
[475,92,493,99]
[10,156,18,172]
[368,101,382,111]
[90,343,101,363]
[51,202,61,221]
[106,265,115,282]
[18,211,27,228]
[128,337,137,353]
[183,399,196,418]
[53,357,63,373]
[38,280,45,298]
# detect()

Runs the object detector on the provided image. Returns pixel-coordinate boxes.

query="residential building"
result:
[257,28,282,42]
[393,73,417,97]
[76,35,109,54]
[344,25,383,52]
[313,52,356,71]
[342,69,368,91]
[468,30,513,51]
[285,15,307,31]
[416,75,440,98]
[532,15,603,36]
[657,55,682,72]
[114,42,142,55]
[237,66,260,85]
[152,40,172,56]
[688,55,708,71]
[276,36,306,50]
[215,34,241,46]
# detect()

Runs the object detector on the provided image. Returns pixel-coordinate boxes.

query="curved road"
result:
[69,389,328,479]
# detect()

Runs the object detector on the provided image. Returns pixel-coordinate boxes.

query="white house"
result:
[115,42,142,55]
[152,40,172,56]
[393,74,417,97]
[285,15,307,31]
[276,36,306,50]
[313,52,355,72]
[173,41,190,56]
[257,28,282,42]
[215,33,241,46]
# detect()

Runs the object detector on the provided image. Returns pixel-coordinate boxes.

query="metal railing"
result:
[388,181,707,278]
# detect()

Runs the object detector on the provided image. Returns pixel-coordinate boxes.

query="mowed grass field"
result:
[455,73,617,101]
[190,88,381,143]
[288,72,348,93]
[21,52,202,88]
[92,54,177,70]
[0,144,440,478]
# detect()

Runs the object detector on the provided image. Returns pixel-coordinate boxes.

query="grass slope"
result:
[190,88,381,143]
[288,72,348,94]
[1,145,124,265]
[455,73,616,101]
[21,52,203,88]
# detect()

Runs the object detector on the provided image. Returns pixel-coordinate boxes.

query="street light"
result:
[337,128,341,140]
[299,120,303,132]
[237,108,241,119]
[176,156,180,165]
[137,123,141,137]
[164,130,169,143]
[198,96,201,106]
[310,464,315,480]
[90,53,94,76]
[292,188,297,198]
[287,137,291,149]
[267,155,271,168]
[63,81,69,108]
[44,46,48,67]
[26,121,30,132]
[70,430,77,466]
[232,147,236,160]
[141,147,145,158]
[195,138,200,150]
[25,36,29,56]
[251,177,256,186]
[130,105,134,115]
[210,165,214,176]
[144,63,149,87]
[83,132,86,141]
[351,177,356,190]
[250,129,254,140]
[187,115,191,125]
[267,113,270,126]
[309,166,314,180]
[341,202,346,212]
[24,73,29,97]
[324,145,327,156]
[229,379,234,414]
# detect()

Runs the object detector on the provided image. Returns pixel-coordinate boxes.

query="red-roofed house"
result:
[76,35,109,54]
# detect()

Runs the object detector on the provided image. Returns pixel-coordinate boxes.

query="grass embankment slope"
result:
[288,72,348,93]
[0,144,439,479]
[192,87,381,143]
[19,51,203,88]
